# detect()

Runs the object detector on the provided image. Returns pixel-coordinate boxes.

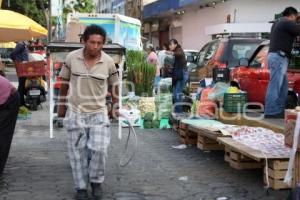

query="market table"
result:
[218,137,291,190]
[179,119,232,150]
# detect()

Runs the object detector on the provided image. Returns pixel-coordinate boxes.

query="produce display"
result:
[126,50,156,97]
[156,93,173,120]
[159,78,172,93]
[139,97,156,118]
[143,112,154,129]
[231,126,290,157]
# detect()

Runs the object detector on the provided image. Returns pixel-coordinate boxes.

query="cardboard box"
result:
[284,109,300,149]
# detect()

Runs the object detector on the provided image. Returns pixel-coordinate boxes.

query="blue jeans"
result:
[265,53,289,115]
[173,71,188,113]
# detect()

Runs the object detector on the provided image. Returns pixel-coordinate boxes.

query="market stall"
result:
[179,119,231,150]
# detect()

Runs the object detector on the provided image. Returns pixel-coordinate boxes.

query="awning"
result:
[143,0,179,19]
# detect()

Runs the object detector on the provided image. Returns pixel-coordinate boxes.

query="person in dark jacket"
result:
[10,41,29,107]
[265,7,300,118]
[168,39,188,113]
[0,75,19,175]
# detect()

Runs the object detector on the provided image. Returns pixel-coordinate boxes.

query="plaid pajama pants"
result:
[64,109,111,190]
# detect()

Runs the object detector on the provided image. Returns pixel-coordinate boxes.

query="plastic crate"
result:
[15,61,45,77]
[223,93,248,113]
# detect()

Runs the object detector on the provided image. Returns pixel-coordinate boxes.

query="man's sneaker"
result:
[91,183,103,200]
[75,189,88,200]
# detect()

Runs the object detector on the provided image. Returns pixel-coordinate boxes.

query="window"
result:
[197,44,210,67]
[205,41,219,60]
[228,42,260,68]
[249,46,269,68]
[185,51,198,63]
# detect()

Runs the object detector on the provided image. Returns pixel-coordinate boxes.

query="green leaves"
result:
[126,50,156,97]
[62,0,95,24]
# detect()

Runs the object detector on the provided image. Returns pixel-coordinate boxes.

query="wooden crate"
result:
[264,160,291,190]
[197,134,223,151]
[179,124,197,145]
[179,122,188,130]
[224,147,263,170]
[172,123,179,132]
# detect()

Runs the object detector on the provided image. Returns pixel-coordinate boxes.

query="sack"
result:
[197,88,217,118]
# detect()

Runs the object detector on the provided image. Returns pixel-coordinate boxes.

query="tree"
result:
[63,0,95,14]
[2,0,49,27]
[62,0,95,23]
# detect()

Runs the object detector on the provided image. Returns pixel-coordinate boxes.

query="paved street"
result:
[0,103,291,200]
[0,67,291,200]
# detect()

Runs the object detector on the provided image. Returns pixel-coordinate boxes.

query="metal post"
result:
[48,0,52,43]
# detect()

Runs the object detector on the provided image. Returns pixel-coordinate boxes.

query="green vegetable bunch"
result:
[126,50,156,96]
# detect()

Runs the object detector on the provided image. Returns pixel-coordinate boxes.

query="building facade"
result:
[112,0,125,15]
[143,0,300,50]
[96,0,112,13]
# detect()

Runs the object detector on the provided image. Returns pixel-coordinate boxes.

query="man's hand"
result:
[57,105,67,118]
[58,79,70,118]
[111,105,120,119]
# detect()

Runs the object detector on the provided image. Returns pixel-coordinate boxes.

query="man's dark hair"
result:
[282,7,298,17]
[82,24,107,42]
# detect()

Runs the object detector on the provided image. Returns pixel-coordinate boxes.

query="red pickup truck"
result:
[231,41,300,108]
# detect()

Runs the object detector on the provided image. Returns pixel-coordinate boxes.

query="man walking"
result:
[265,7,300,118]
[0,75,19,175]
[58,25,119,200]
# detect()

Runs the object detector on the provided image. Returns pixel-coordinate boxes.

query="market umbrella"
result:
[0,9,48,42]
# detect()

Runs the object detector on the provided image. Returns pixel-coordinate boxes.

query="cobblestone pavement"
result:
[0,68,290,200]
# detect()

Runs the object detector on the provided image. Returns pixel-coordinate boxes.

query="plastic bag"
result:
[208,82,230,101]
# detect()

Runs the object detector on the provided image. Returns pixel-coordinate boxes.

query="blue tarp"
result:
[143,0,180,18]
[178,0,198,7]
[143,0,215,18]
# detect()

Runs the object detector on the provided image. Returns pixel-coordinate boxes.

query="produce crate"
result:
[264,160,291,190]
[197,134,223,151]
[15,61,45,77]
[179,122,197,145]
[172,123,179,132]
[223,93,248,113]
[224,147,263,170]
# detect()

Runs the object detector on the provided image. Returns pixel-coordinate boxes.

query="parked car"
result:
[188,38,264,82]
[0,48,13,65]
[184,49,198,65]
[231,41,300,108]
